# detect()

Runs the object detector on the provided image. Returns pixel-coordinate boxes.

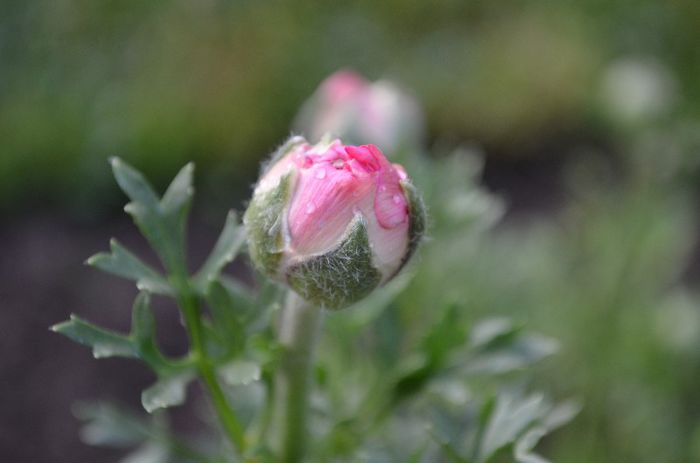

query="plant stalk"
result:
[273,291,323,463]
[176,281,247,455]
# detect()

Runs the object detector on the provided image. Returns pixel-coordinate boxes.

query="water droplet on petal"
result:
[379,185,388,192]
[332,159,345,169]
[392,194,403,205]
[315,168,326,179]
[305,202,316,214]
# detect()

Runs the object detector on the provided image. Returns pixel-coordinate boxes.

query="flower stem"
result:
[273,291,323,463]
[176,280,247,455]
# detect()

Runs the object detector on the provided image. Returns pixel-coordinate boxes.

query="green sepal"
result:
[86,239,172,296]
[395,179,427,276]
[243,171,294,276]
[286,214,382,310]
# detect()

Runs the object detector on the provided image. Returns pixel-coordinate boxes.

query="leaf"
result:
[87,239,172,295]
[205,281,247,355]
[194,211,246,292]
[110,157,161,210]
[344,271,414,330]
[51,315,135,359]
[141,373,195,413]
[110,157,191,275]
[469,318,517,349]
[121,443,170,463]
[218,360,261,386]
[160,162,194,214]
[513,401,581,463]
[423,304,467,367]
[465,334,559,376]
[478,392,546,462]
[428,427,471,463]
[130,292,156,344]
[73,402,150,447]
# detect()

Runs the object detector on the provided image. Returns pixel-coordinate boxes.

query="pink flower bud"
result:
[294,70,425,155]
[244,136,425,309]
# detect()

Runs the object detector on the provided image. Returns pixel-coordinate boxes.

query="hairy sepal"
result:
[286,213,382,310]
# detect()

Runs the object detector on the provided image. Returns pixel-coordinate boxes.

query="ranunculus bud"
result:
[244,136,425,309]
[294,70,425,154]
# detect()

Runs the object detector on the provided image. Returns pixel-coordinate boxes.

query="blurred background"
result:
[2,0,700,461]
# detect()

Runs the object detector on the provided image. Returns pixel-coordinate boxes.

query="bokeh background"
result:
[3,0,700,462]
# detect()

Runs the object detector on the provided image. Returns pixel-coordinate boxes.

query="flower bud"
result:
[294,70,425,154]
[244,136,426,309]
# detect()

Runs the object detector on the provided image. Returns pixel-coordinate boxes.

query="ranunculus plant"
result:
[53,72,576,463]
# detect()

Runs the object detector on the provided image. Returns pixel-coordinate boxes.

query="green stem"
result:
[273,291,323,463]
[176,280,247,455]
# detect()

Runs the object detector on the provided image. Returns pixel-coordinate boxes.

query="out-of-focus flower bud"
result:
[294,70,425,155]
[244,136,426,309]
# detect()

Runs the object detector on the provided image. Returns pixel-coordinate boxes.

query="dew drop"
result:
[305,202,316,214]
[379,185,388,192]
[392,194,403,205]
[315,168,327,179]
[332,159,344,169]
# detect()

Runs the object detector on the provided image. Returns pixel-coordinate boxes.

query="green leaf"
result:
[194,211,246,292]
[465,333,559,376]
[478,392,546,463]
[423,304,467,367]
[428,428,471,463]
[205,281,247,355]
[160,162,194,214]
[110,157,161,210]
[110,157,191,275]
[51,315,135,359]
[87,239,171,295]
[141,372,195,413]
[469,318,518,349]
[218,360,261,386]
[73,402,150,447]
[130,292,156,345]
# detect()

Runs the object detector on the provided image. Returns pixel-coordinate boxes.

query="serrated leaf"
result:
[130,292,156,345]
[194,211,246,291]
[513,401,580,463]
[141,373,195,413]
[219,360,261,386]
[122,442,170,463]
[110,157,190,276]
[110,157,161,210]
[478,392,546,463]
[160,163,194,214]
[465,334,559,376]
[428,428,471,463]
[470,318,517,349]
[73,402,150,447]
[87,240,171,295]
[514,428,550,463]
[52,315,135,359]
[205,281,247,355]
[423,304,467,366]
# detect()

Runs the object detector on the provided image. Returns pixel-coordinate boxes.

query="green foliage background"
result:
[4,0,700,462]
